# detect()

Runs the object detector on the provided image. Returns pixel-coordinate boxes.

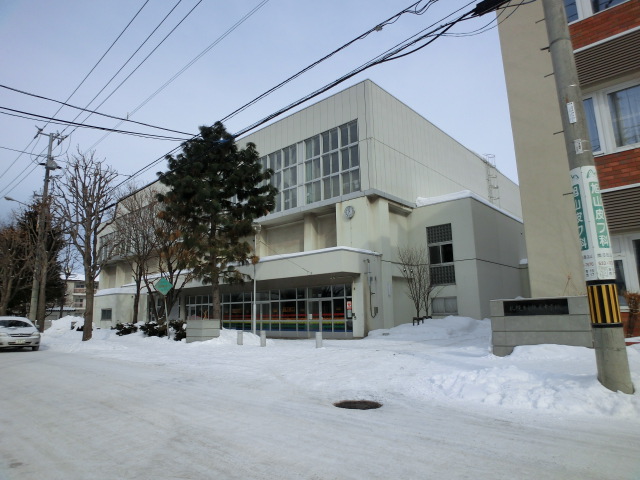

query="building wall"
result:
[95,80,526,333]
[569,0,640,49]
[498,0,640,306]
[498,1,587,297]
[364,83,522,217]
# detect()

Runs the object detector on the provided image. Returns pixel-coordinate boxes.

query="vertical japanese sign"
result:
[570,166,615,281]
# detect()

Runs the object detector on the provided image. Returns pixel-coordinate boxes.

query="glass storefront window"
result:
[221,284,353,334]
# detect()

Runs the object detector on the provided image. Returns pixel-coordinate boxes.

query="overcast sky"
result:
[0,0,519,221]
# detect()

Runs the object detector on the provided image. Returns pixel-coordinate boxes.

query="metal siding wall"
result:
[238,82,367,157]
[364,82,513,213]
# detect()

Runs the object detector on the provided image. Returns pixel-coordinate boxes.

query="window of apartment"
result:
[101,309,112,321]
[564,0,628,21]
[609,84,640,147]
[432,297,458,316]
[583,81,640,154]
[427,223,456,285]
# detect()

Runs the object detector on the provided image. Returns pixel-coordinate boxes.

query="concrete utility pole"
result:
[541,0,633,393]
[29,132,62,331]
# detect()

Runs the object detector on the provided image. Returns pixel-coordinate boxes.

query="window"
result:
[260,144,299,213]
[583,97,601,152]
[608,84,640,147]
[583,81,640,154]
[101,309,112,321]
[305,120,359,204]
[220,284,353,333]
[564,0,579,21]
[564,0,628,21]
[282,145,298,210]
[260,120,359,211]
[427,224,455,285]
[432,297,458,315]
[269,151,283,212]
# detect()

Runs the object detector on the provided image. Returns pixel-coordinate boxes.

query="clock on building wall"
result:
[344,206,355,219]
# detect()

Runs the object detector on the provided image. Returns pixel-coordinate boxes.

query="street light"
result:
[251,222,261,335]
[4,196,28,206]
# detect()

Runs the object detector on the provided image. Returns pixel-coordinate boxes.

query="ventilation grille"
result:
[575,29,640,87]
[602,186,640,232]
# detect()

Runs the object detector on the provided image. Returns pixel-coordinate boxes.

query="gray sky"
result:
[0,0,519,221]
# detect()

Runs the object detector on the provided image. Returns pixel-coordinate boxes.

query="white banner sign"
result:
[570,166,615,281]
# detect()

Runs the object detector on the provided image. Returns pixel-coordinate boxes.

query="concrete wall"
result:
[498,1,586,297]
[490,296,592,356]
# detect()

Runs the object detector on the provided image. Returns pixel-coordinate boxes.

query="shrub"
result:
[170,319,186,341]
[139,322,167,338]
[114,323,138,336]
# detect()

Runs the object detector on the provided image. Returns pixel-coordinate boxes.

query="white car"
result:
[0,316,41,351]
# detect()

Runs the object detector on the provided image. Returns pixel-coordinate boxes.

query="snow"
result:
[3,315,640,479]
[416,190,523,222]
[41,315,640,417]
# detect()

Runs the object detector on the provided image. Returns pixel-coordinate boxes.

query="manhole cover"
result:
[334,400,382,410]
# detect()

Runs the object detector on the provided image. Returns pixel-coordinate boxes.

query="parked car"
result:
[0,316,41,351]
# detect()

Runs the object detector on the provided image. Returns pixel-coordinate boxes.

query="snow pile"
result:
[42,315,640,418]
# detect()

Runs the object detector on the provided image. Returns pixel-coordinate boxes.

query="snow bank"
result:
[42,315,640,419]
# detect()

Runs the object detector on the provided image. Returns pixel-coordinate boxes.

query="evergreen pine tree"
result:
[157,122,276,323]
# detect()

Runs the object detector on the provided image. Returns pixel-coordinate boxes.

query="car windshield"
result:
[0,320,32,328]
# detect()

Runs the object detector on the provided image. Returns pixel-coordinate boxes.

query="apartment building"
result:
[94,80,526,338]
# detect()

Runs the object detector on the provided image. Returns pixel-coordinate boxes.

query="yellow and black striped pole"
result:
[543,0,633,393]
[587,282,621,325]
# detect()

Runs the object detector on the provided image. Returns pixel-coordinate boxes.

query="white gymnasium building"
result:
[94,80,526,338]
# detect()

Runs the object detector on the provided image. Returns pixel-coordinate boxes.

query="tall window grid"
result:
[259,120,360,213]
[427,223,456,285]
[305,120,360,204]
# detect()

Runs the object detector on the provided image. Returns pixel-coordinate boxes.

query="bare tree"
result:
[397,246,439,319]
[52,149,118,340]
[148,212,196,325]
[110,185,163,324]
[0,222,31,315]
[57,238,79,319]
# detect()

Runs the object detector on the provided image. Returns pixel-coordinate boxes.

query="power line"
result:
[0,84,193,136]
[0,107,190,141]
[111,0,497,192]
[63,0,187,137]
[70,0,203,138]
[0,162,40,199]
[219,0,439,125]
[0,0,149,188]
[84,0,271,153]
[0,145,47,158]
[110,0,456,190]
[0,0,192,193]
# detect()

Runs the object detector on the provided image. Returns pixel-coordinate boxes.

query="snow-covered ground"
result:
[2,316,640,479]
